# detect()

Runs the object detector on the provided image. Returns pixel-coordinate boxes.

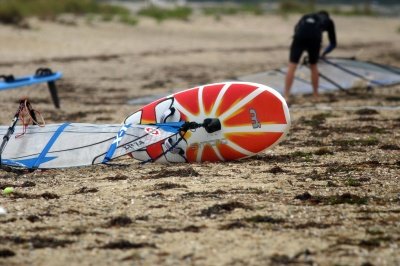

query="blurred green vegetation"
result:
[278,0,376,16]
[119,13,138,26]
[278,0,315,14]
[329,5,376,16]
[0,0,383,27]
[138,6,192,22]
[202,4,263,16]
[0,0,137,26]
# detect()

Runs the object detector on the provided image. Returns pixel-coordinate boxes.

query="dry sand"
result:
[0,14,399,265]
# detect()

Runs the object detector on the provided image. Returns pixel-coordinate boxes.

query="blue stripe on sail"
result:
[1,156,57,168]
[1,159,31,168]
[32,123,70,168]
[102,123,131,163]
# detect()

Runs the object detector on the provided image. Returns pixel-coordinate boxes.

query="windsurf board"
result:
[0,72,62,91]
[125,81,291,163]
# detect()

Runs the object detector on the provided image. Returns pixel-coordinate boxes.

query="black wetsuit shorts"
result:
[289,36,321,64]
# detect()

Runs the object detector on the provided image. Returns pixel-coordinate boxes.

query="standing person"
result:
[284,10,336,103]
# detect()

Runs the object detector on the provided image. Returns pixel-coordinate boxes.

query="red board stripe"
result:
[174,87,200,115]
[202,84,225,115]
[141,99,164,124]
[217,143,247,161]
[216,84,259,117]
[186,145,198,162]
[224,90,287,126]
[201,145,221,162]
[146,141,165,160]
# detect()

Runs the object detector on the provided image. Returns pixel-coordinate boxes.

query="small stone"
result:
[0,206,7,216]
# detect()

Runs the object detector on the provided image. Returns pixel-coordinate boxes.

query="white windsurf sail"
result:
[0,122,181,169]
[236,57,400,95]
[127,58,400,105]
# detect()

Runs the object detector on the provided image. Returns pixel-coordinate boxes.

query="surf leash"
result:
[15,98,46,138]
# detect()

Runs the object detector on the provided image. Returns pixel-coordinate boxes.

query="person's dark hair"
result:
[318,10,330,18]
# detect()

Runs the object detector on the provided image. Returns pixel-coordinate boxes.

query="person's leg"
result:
[284,63,297,102]
[307,39,321,101]
[309,63,319,101]
[285,38,302,102]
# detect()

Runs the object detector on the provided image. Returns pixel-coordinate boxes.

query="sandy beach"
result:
[0,13,399,265]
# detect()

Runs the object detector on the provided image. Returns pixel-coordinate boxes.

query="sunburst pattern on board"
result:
[172,82,290,162]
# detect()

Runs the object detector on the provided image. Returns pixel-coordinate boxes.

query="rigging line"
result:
[300,58,346,91]
[330,56,400,75]
[109,133,184,165]
[102,123,144,163]
[94,130,152,164]
[302,63,348,93]
[318,72,346,91]
[0,128,129,135]
[365,61,400,75]
[322,58,384,86]
[3,132,137,167]
[329,56,356,60]
[7,125,147,158]
[99,123,180,164]
[140,131,188,165]
[140,120,217,164]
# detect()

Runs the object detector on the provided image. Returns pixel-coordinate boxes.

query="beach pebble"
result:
[0,206,7,216]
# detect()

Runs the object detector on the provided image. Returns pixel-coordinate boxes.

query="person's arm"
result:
[321,20,336,57]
